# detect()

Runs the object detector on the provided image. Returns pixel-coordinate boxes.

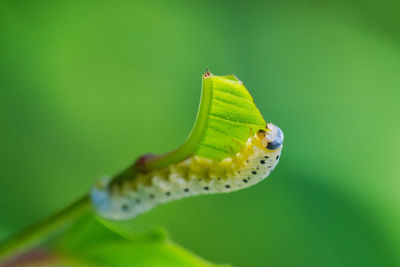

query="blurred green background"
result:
[1,0,400,266]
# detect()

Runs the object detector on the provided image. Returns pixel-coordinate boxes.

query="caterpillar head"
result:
[258,123,284,151]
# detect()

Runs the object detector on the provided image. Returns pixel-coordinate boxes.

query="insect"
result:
[91,123,284,220]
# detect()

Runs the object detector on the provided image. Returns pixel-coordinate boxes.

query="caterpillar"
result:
[91,123,283,221]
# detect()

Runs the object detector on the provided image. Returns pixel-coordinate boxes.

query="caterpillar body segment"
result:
[92,123,284,220]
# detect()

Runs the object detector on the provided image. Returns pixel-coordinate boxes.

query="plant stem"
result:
[0,194,91,263]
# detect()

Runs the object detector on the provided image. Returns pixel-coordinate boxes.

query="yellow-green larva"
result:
[91,123,284,220]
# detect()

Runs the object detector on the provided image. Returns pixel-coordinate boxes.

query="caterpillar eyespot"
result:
[91,123,284,220]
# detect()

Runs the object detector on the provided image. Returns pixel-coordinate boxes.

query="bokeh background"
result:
[1,1,400,266]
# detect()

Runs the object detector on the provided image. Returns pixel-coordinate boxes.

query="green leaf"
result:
[0,72,263,266]
[49,215,229,267]
[31,72,263,266]
[195,74,266,159]
[139,73,266,171]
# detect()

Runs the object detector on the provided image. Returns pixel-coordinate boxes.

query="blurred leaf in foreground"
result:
[52,215,229,267]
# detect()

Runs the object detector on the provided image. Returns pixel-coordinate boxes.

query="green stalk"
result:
[0,195,91,263]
